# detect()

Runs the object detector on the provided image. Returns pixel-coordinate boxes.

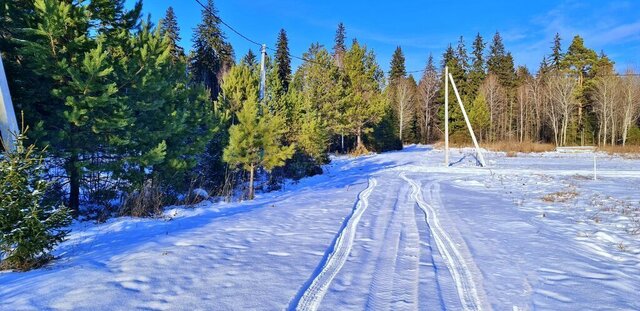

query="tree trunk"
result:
[248,163,255,200]
[356,126,363,150]
[68,153,80,217]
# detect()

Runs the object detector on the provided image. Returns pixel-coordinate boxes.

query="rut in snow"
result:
[292,177,378,311]
[401,173,487,311]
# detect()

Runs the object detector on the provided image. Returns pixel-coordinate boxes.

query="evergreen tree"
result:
[487,32,516,88]
[551,33,563,71]
[223,92,294,200]
[333,22,347,67]
[389,46,407,83]
[87,0,142,36]
[241,49,258,70]
[456,36,469,75]
[190,0,235,100]
[0,133,71,270]
[439,44,466,136]
[468,33,486,98]
[160,6,185,62]
[562,35,598,145]
[275,29,292,93]
[538,56,551,77]
[468,92,490,141]
[343,41,387,151]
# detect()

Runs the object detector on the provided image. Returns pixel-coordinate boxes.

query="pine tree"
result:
[0,133,71,270]
[468,92,490,140]
[223,93,294,200]
[389,46,407,83]
[275,29,292,93]
[190,0,235,100]
[562,35,598,145]
[343,41,387,151]
[160,6,185,62]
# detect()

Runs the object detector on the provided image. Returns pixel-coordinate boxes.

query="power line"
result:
[194,0,640,78]
[193,0,262,47]
[193,0,330,69]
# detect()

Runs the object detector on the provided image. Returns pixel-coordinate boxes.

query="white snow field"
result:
[2,145,640,310]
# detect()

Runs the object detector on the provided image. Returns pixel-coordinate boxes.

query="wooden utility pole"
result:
[449,73,487,167]
[0,55,19,152]
[259,44,267,102]
[445,66,449,166]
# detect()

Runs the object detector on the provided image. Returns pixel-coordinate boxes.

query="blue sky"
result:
[126,0,640,75]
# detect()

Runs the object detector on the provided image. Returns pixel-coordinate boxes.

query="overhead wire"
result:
[194,0,640,78]
[193,0,433,74]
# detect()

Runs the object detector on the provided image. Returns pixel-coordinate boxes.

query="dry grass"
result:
[484,141,556,153]
[349,144,371,157]
[119,181,166,218]
[434,140,556,154]
[598,145,640,158]
[542,189,579,203]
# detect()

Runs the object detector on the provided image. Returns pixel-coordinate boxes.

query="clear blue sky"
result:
[126,0,640,75]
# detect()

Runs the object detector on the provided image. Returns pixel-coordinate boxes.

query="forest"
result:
[1,0,639,269]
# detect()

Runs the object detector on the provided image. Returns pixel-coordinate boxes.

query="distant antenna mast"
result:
[0,54,19,152]
[259,44,267,101]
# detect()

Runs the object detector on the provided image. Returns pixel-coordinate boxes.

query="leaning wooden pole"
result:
[448,73,487,167]
[0,55,19,152]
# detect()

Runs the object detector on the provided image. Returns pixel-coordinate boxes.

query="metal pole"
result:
[449,73,487,167]
[444,66,449,166]
[0,55,19,152]
[259,44,267,102]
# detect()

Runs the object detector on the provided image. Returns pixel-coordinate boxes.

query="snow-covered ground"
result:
[2,146,640,310]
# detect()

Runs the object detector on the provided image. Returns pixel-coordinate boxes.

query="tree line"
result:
[2,0,640,217]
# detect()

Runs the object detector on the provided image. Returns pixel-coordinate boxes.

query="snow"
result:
[2,145,640,310]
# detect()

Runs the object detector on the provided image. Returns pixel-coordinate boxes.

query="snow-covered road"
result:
[2,146,640,310]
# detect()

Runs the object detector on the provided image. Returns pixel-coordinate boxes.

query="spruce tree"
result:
[0,133,71,270]
[487,32,516,88]
[456,36,469,75]
[389,46,407,83]
[190,0,235,100]
[160,6,185,62]
[241,49,258,70]
[275,29,292,93]
[469,33,486,98]
[551,33,563,71]
[439,44,466,136]
[333,22,347,67]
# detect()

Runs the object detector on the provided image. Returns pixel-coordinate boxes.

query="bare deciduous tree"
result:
[546,73,578,146]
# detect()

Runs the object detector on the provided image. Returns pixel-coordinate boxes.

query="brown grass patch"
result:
[434,140,555,153]
[598,145,640,158]
[542,189,579,203]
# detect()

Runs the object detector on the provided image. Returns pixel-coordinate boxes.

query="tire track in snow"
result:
[364,182,407,310]
[401,172,486,311]
[291,177,378,311]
